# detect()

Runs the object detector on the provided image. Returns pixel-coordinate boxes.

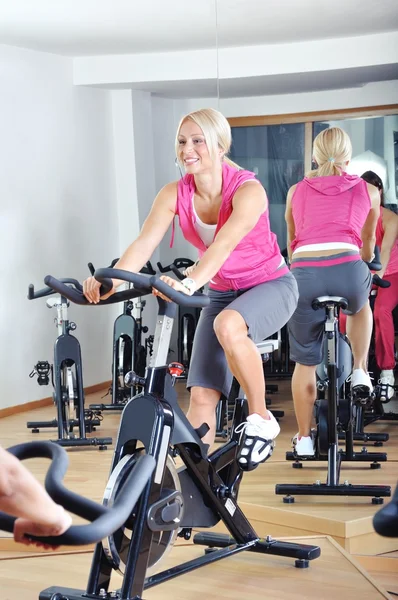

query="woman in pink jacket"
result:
[84,108,298,471]
[285,128,380,458]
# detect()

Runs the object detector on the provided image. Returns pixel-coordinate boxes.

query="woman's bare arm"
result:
[360,182,380,263]
[379,207,398,277]
[285,185,297,262]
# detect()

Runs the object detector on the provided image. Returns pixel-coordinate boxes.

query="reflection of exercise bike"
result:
[157,258,201,372]
[276,254,391,504]
[362,281,398,428]
[40,269,321,600]
[89,261,156,413]
[216,338,282,440]
[26,283,112,450]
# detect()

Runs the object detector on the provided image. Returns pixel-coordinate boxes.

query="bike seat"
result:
[312,296,348,311]
[256,339,279,354]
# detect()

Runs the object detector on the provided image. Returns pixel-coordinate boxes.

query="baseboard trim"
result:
[0,381,112,419]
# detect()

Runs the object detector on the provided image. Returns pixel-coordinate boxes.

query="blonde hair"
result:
[175,108,241,170]
[306,126,352,178]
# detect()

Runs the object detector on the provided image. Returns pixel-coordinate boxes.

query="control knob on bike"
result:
[124,371,146,388]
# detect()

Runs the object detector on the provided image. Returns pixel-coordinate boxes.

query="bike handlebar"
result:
[372,274,391,289]
[43,270,209,308]
[365,245,382,272]
[0,441,155,546]
[156,258,194,274]
[28,278,84,301]
[95,269,209,307]
[88,260,156,277]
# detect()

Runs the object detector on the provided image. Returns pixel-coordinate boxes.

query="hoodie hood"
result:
[303,173,363,196]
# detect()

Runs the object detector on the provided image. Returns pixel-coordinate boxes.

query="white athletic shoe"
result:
[379,370,395,400]
[292,433,315,458]
[350,369,373,394]
[235,412,280,471]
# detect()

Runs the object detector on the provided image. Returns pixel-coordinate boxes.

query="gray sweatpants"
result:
[187,272,299,398]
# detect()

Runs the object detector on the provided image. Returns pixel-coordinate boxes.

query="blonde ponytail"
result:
[306,127,352,178]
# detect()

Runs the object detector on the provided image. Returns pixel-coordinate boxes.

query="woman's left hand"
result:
[152,275,190,302]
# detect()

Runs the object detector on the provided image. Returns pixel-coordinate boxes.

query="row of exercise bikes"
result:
[0,250,396,599]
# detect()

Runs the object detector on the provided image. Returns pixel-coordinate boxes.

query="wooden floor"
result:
[0,536,394,600]
[1,380,398,598]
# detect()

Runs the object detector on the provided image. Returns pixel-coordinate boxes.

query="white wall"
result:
[384,115,398,205]
[152,96,198,266]
[0,44,119,409]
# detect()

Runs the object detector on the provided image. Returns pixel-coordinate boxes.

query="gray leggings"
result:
[187,272,299,398]
[288,254,372,366]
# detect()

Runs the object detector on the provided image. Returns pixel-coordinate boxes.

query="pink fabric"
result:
[376,209,398,277]
[374,271,398,369]
[291,254,359,269]
[172,162,287,290]
[291,174,371,253]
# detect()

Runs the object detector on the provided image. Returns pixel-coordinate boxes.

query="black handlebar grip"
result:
[170,265,185,281]
[44,276,113,305]
[140,261,156,276]
[174,257,195,269]
[366,245,382,271]
[0,442,156,546]
[95,268,210,308]
[372,274,391,289]
[156,261,170,273]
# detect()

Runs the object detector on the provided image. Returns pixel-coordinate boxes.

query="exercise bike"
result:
[216,338,282,441]
[26,281,112,450]
[157,257,201,372]
[89,260,156,413]
[276,253,392,504]
[39,268,321,600]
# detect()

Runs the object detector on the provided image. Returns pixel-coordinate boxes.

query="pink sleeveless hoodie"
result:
[291,173,371,253]
[171,162,287,291]
[376,209,398,276]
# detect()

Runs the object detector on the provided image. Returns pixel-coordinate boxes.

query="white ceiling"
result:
[0,0,397,56]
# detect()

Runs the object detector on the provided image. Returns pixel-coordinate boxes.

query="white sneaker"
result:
[292,433,315,458]
[350,369,373,394]
[235,412,280,471]
[379,370,395,400]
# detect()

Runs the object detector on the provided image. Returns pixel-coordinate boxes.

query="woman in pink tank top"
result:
[83,108,299,471]
[285,127,380,458]
[362,171,398,399]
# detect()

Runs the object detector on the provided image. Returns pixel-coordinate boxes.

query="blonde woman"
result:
[285,127,380,457]
[84,108,299,471]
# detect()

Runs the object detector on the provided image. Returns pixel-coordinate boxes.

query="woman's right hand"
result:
[83,277,115,304]
[13,508,72,550]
